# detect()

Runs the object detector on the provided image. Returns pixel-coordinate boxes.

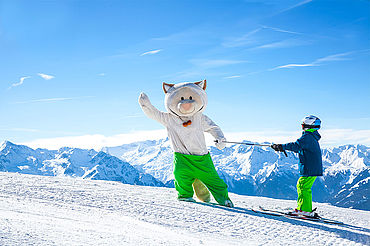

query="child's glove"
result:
[271,144,284,152]
[215,138,226,150]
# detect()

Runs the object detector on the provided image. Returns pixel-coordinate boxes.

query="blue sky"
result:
[1,0,369,149]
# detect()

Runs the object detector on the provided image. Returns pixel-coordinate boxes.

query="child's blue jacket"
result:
[282,131,323,176]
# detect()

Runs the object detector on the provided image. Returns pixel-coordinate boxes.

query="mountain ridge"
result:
[0,140,162,187]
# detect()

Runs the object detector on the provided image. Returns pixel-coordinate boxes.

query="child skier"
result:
[271,115,323,217]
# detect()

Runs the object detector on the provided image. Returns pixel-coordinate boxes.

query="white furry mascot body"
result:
[138,80,233,207]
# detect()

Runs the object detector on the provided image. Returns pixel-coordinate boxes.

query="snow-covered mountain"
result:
[1,139,369,210]
[0,140,162,187]
[1,172,369,245]
[103,138,370,210]
[102,139,174,186]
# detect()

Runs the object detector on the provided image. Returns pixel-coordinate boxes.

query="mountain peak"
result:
[1,140,14,145]
[0,140,37,154]
[0,140,16,151]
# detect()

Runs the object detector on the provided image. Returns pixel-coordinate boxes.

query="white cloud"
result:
[224,75,241,79]
[278,0,313,14]
[38,73,55,80]
[224,27,305,50]
[320,129,370,147]
[13,98,74,104]
[252,39,309,50]
[9,76,31,89]
[22,130,167,151]
[98,73,106,76]
[270,63,317,70]
[11,96,94,104]
[21,128,370,151]
[261,25,303,35]
[271,51,355,70]
[314,52,353,63]
[140,49,161,56]
[8,73,54,89]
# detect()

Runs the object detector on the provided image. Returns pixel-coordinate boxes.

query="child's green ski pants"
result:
[297,176,317,212]
[173,152,230,205]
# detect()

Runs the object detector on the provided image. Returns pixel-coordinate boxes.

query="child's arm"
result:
[138,92,169,126]
[282,135,308,153]
[202,114,226,150]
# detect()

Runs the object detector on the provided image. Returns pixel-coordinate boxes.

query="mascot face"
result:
[163,80,207,117]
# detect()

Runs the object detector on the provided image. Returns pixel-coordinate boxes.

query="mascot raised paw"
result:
[138,80,233,207]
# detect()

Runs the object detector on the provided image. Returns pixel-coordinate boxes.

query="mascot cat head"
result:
[163,80,207,117]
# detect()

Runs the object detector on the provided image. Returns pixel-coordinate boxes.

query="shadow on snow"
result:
[191,201,370,245]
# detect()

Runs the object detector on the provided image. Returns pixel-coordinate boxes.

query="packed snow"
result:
[0,172,369,245]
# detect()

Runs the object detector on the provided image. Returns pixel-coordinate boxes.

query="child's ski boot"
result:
[290,208,319,218]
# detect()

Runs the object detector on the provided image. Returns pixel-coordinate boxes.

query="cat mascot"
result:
[138,80,233,207]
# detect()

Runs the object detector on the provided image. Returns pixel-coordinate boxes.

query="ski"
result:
[253,206,344,225]
[178,198,233,208]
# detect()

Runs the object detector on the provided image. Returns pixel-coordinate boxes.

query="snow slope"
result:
[1,172,369,246]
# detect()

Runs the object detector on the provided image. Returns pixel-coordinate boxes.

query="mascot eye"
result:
[189,96,193,100]
[181,97,184,100]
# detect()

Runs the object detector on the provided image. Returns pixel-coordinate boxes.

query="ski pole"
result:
[215,140,271,147]
[215,140,288,157]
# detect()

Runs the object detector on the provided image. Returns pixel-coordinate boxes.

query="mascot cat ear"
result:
[194,79,207,90]
[163,82,175,93]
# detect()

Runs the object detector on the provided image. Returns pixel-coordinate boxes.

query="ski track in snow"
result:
[0,172,369,246]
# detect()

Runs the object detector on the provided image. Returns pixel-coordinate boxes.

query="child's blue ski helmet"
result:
[302,115,321,129]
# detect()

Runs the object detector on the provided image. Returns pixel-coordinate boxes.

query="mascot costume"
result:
[138,80,233,207]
